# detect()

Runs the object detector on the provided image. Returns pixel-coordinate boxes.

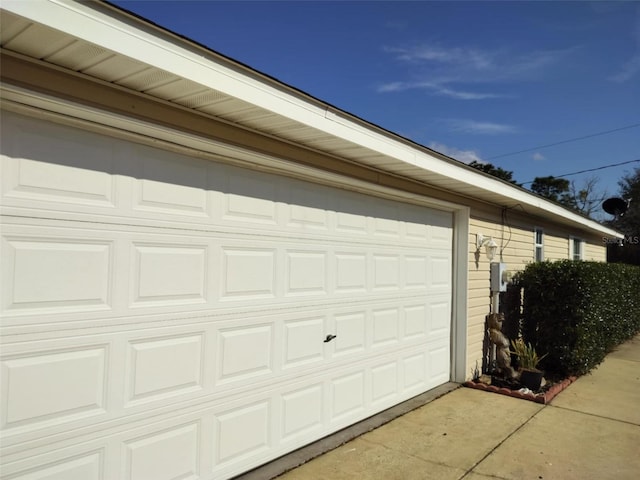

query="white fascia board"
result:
[2,1,623,239]
[402,149,621,238]
[504,187,621,237]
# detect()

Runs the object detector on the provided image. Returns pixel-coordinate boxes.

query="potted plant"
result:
[510,338,548,391]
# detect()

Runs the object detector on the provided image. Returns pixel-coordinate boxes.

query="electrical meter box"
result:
[490,262,508,292]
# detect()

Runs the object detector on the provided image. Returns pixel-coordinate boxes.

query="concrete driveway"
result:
[272,334,640,480]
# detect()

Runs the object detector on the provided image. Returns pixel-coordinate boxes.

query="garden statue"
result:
[488,313,516,378]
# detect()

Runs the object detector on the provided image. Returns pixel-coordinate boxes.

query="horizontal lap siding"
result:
[546,235,570,261]
[585,241,606,261]
[466,212,607,378]
[467,216,532,376]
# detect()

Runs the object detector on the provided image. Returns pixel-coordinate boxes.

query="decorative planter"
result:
[463,376,578,404]
[520,369,544,391]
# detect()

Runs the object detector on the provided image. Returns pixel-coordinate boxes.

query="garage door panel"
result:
[282,316,326,369]
[216,323,274,385]
[1,113,118,210]
[215,347,446,477]
[2,417,202,480]
[280,383,324,442]
[125,333,205,406]
[131,242,209,307]
[2,153,117,209]
[374,219,401,239]
[373,254,401,291]
[2,113,451,249]
[124,421,201,480]
[404,254,428,289]
[1,346,108,433]
[371,307,400,348]
[287,183,330,230]
[428,300,453,337]
[3,450,105,480]
[284,250,327,296]
[404,304,428,340]
[1,235,113,316]
[1,113,454,479]
[334,193,369,234]
[371,360,399,406]
[330,371,365,422]
[334,251,368,292]
[221,168,279,224]
[332,310,366,357]
[220,247,277,300]
[430,229,453,249]
[133,145,210,218]
[402,350,429,395]
[0,340,447,478]
[0,329,210,448]
[431,253,453,288]
[214,399,272,467]
[1,300,445,426]
[427,208,454,245]
[405,220,429,242]
[429,344,451,385]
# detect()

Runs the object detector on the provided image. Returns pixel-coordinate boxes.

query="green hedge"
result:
[516,260,640,377]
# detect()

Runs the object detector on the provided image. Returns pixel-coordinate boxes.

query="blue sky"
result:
[113,1,639,216]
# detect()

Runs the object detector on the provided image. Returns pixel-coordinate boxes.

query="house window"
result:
[570,237,583,260]
[534,228,544,262]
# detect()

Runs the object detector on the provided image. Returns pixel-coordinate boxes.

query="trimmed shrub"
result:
[516,260,640,377]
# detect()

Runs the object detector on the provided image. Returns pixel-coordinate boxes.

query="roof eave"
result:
[0,0,623,239]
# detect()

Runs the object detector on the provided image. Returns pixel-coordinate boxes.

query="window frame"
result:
[570,236,584,261]
[534,227,544,262]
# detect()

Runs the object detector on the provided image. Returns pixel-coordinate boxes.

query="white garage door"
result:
[0,111,452,480]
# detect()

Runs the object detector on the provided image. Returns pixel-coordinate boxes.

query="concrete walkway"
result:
[275,334,640,480]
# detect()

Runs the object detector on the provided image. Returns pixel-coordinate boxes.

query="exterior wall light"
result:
[477,234,498,262]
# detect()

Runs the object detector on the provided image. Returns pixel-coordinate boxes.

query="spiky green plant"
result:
[510,338,547,371]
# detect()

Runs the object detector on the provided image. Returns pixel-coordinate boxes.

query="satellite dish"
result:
[602,197,629,217]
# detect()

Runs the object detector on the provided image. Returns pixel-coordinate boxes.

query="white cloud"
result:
[609,54,640,82]
[384,20,408,31]
[377,81,408,92]
[434,87,504,100]
[379,42,577,99]
[428,142,483,164]
[446,119,517,135]
[384,45,497,69]
[608,5,639,82]
[376,80,506,99]
[532,152,545,161]
[387,44,575,80]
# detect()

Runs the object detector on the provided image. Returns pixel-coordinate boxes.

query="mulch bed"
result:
[463,375,578,404]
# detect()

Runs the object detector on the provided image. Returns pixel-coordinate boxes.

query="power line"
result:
[520,158,640,185]
[487,123,640,160]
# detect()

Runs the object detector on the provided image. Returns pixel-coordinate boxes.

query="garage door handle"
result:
[324,334,337,343]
